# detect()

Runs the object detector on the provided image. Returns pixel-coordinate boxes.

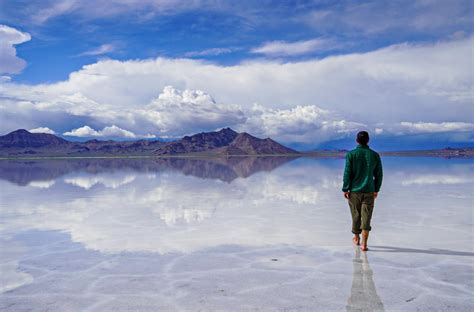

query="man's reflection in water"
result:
[346,248,385,312]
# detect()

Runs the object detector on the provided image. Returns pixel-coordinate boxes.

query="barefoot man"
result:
[342,131,383,251]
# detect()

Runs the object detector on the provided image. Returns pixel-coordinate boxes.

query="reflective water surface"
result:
[0,157,472,311]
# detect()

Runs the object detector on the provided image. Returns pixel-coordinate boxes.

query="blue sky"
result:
[0,0,473,150]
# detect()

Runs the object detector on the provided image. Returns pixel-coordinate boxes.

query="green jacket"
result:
[342,145,383,193]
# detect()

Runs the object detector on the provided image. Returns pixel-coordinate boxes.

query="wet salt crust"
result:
[0,157,472,311]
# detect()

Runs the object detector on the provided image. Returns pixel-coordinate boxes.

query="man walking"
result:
[342,131,383,251]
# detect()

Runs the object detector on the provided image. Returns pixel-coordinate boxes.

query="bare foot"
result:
[360,244,368,251]
[352,236,360,246]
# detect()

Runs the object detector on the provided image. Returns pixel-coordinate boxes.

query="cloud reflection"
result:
[27,180,55,189]
[0,157,472,310]
[63,173,137,190]
[401,174,474,185]
[0,157,472,256]
[0,157,342,253]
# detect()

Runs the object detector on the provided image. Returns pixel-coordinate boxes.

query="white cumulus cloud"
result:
[0,37,472,145]
[243,104,364,143]
[29,127,56,134]
[63,125,154,139]
[0,25,31,75]
[63,125,101,137]
[141,86,246,135]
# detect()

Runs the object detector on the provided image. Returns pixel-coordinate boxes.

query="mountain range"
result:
[0,128,298,157]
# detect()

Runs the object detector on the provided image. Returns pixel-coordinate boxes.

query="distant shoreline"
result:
[0,154,302,160]
[0,151,472,160]
[303,147,474,158]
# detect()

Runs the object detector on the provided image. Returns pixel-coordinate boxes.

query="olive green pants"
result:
[348,192,375,234]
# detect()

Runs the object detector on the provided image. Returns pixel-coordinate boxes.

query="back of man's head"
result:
[356,131,369,145]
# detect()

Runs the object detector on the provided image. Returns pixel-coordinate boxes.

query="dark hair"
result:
[356,131,369,145]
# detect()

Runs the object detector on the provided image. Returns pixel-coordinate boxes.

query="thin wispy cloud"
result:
[29,0,205,24]
[251,38,339,56]
[304,0,472,35]
[78,44,115,57]
[400,122,474,134]
[184,47,239,57]
[32,0,77,24]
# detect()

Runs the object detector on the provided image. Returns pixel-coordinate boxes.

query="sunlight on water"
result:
[0,157,472,311]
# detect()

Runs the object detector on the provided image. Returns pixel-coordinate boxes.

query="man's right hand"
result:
[374,192,378,199]
[344,192,350,199]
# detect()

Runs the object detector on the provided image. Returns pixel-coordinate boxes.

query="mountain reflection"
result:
[0,157,472,255]
[0,157,341,253]
[0,156,298,186]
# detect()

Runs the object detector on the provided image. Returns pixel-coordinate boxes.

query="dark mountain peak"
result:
[218,127,238,135]
[225,132,298,155]
[9,129,31,135]
[0,129,70,149]
[155,128,239,155]
[182,127,238,142]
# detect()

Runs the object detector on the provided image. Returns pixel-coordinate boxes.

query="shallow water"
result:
[0,156,472,311]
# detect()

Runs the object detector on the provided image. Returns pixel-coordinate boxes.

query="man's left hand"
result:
[344,192,350,199]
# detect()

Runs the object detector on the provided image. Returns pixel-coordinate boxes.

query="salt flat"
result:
[0,157,472,311]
